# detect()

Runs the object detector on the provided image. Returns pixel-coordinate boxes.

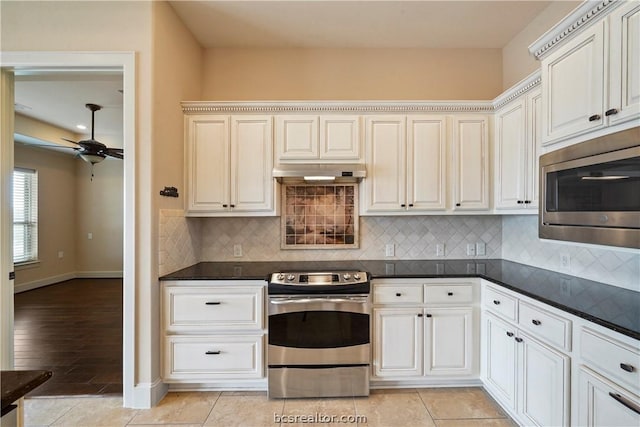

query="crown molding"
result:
[181,100,495,114]
[529,0,623,60]
[492,71,541,110]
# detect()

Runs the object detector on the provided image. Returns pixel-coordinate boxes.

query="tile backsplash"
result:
[502,215,639,292]
[159,212,501,274]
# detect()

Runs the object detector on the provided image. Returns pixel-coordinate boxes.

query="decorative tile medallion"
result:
[281,183,358,249]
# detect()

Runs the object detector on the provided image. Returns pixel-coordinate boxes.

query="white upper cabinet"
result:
[276,115,361,162]
[185,115,275,216]
[451,115,489,211]
[362,115,447,214]
[539,1,640,146]
[494,88,541,211]
[608,1,640,126]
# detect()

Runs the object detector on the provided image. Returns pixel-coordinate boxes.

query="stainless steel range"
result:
[267,271,370,399]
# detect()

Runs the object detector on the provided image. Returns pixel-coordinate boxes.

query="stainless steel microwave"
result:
[539,127,640,249]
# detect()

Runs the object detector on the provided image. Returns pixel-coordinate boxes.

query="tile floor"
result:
[24,387,516,427]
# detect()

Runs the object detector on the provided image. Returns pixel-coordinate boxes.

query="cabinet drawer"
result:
[482,286,518,321]
[164,286,263,331]
[374,285,423,304]
[581,328,640,395]
[424,284,473,304]
[519,302,571,351]
[164,335,263,381]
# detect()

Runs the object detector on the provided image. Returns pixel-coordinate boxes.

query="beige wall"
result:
[203,47,503,100]
[15,114,79,144]
[14,145,77,287]
[502,1,581,90]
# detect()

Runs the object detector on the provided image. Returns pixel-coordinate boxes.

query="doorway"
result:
[0,52,136,406]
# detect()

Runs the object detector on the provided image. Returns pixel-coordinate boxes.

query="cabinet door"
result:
[495,99,526,209]
[578,366,640,427]
[608,1,640,126]
[451,115,489,210]
[407,116,447,211]
[230,116,274,212]
[276,115,318,160]
[541,21,605,144]
[526,89,542,208]
[424,307,473,376]
[483,314,517,411]
[518,333,569,427]
[185,115,230,212]
[363,116,407,213]
[373,307,423,378]
[319,115,361,160]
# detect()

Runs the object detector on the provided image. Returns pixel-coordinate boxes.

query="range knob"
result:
[343,273,351,280]
[353,273,361,280]
[286,274,295,281]
[276,273,285,281]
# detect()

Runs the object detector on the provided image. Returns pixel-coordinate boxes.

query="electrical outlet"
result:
[385,244,395,257]
[466,243,476,256]
[436,244,445,257]
[233,244,243,257]
[87,232,93,240]
[560,253,570,270]
[58,251,64,259]
[476,242,486,256]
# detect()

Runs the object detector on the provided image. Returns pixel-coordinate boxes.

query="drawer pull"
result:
[395,293,402,297]
[447,292,454,296]
[506,332,514,337]
[609,392,640,415]
[588,114,601,122]
[205,351,221,355]
[417,313,423,317]
[620,363,636,373]
[426,314,432,318]
[605,108,619,116]
[532,319,541,326]
[205,302,221,305]
[493,300,501,305]
[515,337,523,343]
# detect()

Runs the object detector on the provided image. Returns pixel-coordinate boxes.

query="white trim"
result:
[75,270,124,279]
[13,272,76,294]
[492,70,541,110]
[528,0,623,60]
[128,378,168,409]
[181,100,495,114]
[0,51,137,407]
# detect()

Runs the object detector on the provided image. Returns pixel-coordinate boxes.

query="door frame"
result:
[0,51,136,406]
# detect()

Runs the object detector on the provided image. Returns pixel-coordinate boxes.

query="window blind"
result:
[13,168,38,264]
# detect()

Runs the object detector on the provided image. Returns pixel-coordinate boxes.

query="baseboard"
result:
[14,271,123,293]
[124,378,168,409]
[75,270,123,278]
[14,272,76,293]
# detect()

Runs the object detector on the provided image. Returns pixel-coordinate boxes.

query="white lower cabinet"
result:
[161,280,266,384]
[482,282,570,426]
[372,279,478,382]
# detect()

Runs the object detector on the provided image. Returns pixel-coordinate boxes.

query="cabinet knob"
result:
[588,114,601,122]
[401,204,406,208]
[205,351,221,355]
[456,203,461,207]
[222,204,228,208]
[396,293,402,297]
[605,108,619,116]
[426,314,432,318]
[409,204,414,208]
[447,292,454,296]
[417,313,423,317]
[515,337,523,343]
[532,319,541,326]
[230,204,235,208]
[517,200,524,204]
[506,331,514,337]
[524,200,531,204]
[620,363,635,373]
[493,300,501,305]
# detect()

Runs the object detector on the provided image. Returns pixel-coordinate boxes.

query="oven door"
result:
[268,295,370,366]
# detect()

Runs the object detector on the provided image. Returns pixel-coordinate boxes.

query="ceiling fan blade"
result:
[61,137,80,145]
[105,148,124,159]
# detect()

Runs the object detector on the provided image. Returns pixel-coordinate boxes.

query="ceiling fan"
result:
[62,103,124,165]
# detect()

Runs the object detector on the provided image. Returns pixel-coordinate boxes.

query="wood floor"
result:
[14,278,123,397]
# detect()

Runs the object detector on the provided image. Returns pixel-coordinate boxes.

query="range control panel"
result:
[269,271,368,286]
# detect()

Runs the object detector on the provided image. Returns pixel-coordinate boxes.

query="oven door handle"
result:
[269,296,369,305]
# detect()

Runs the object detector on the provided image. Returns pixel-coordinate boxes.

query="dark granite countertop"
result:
[1,370,51,416]
[160,259,640,340]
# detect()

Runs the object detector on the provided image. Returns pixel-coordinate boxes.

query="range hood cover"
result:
[273,163,366,182]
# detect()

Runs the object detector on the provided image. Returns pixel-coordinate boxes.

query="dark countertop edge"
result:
[160,267,640,341]
[1,370,52,411]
